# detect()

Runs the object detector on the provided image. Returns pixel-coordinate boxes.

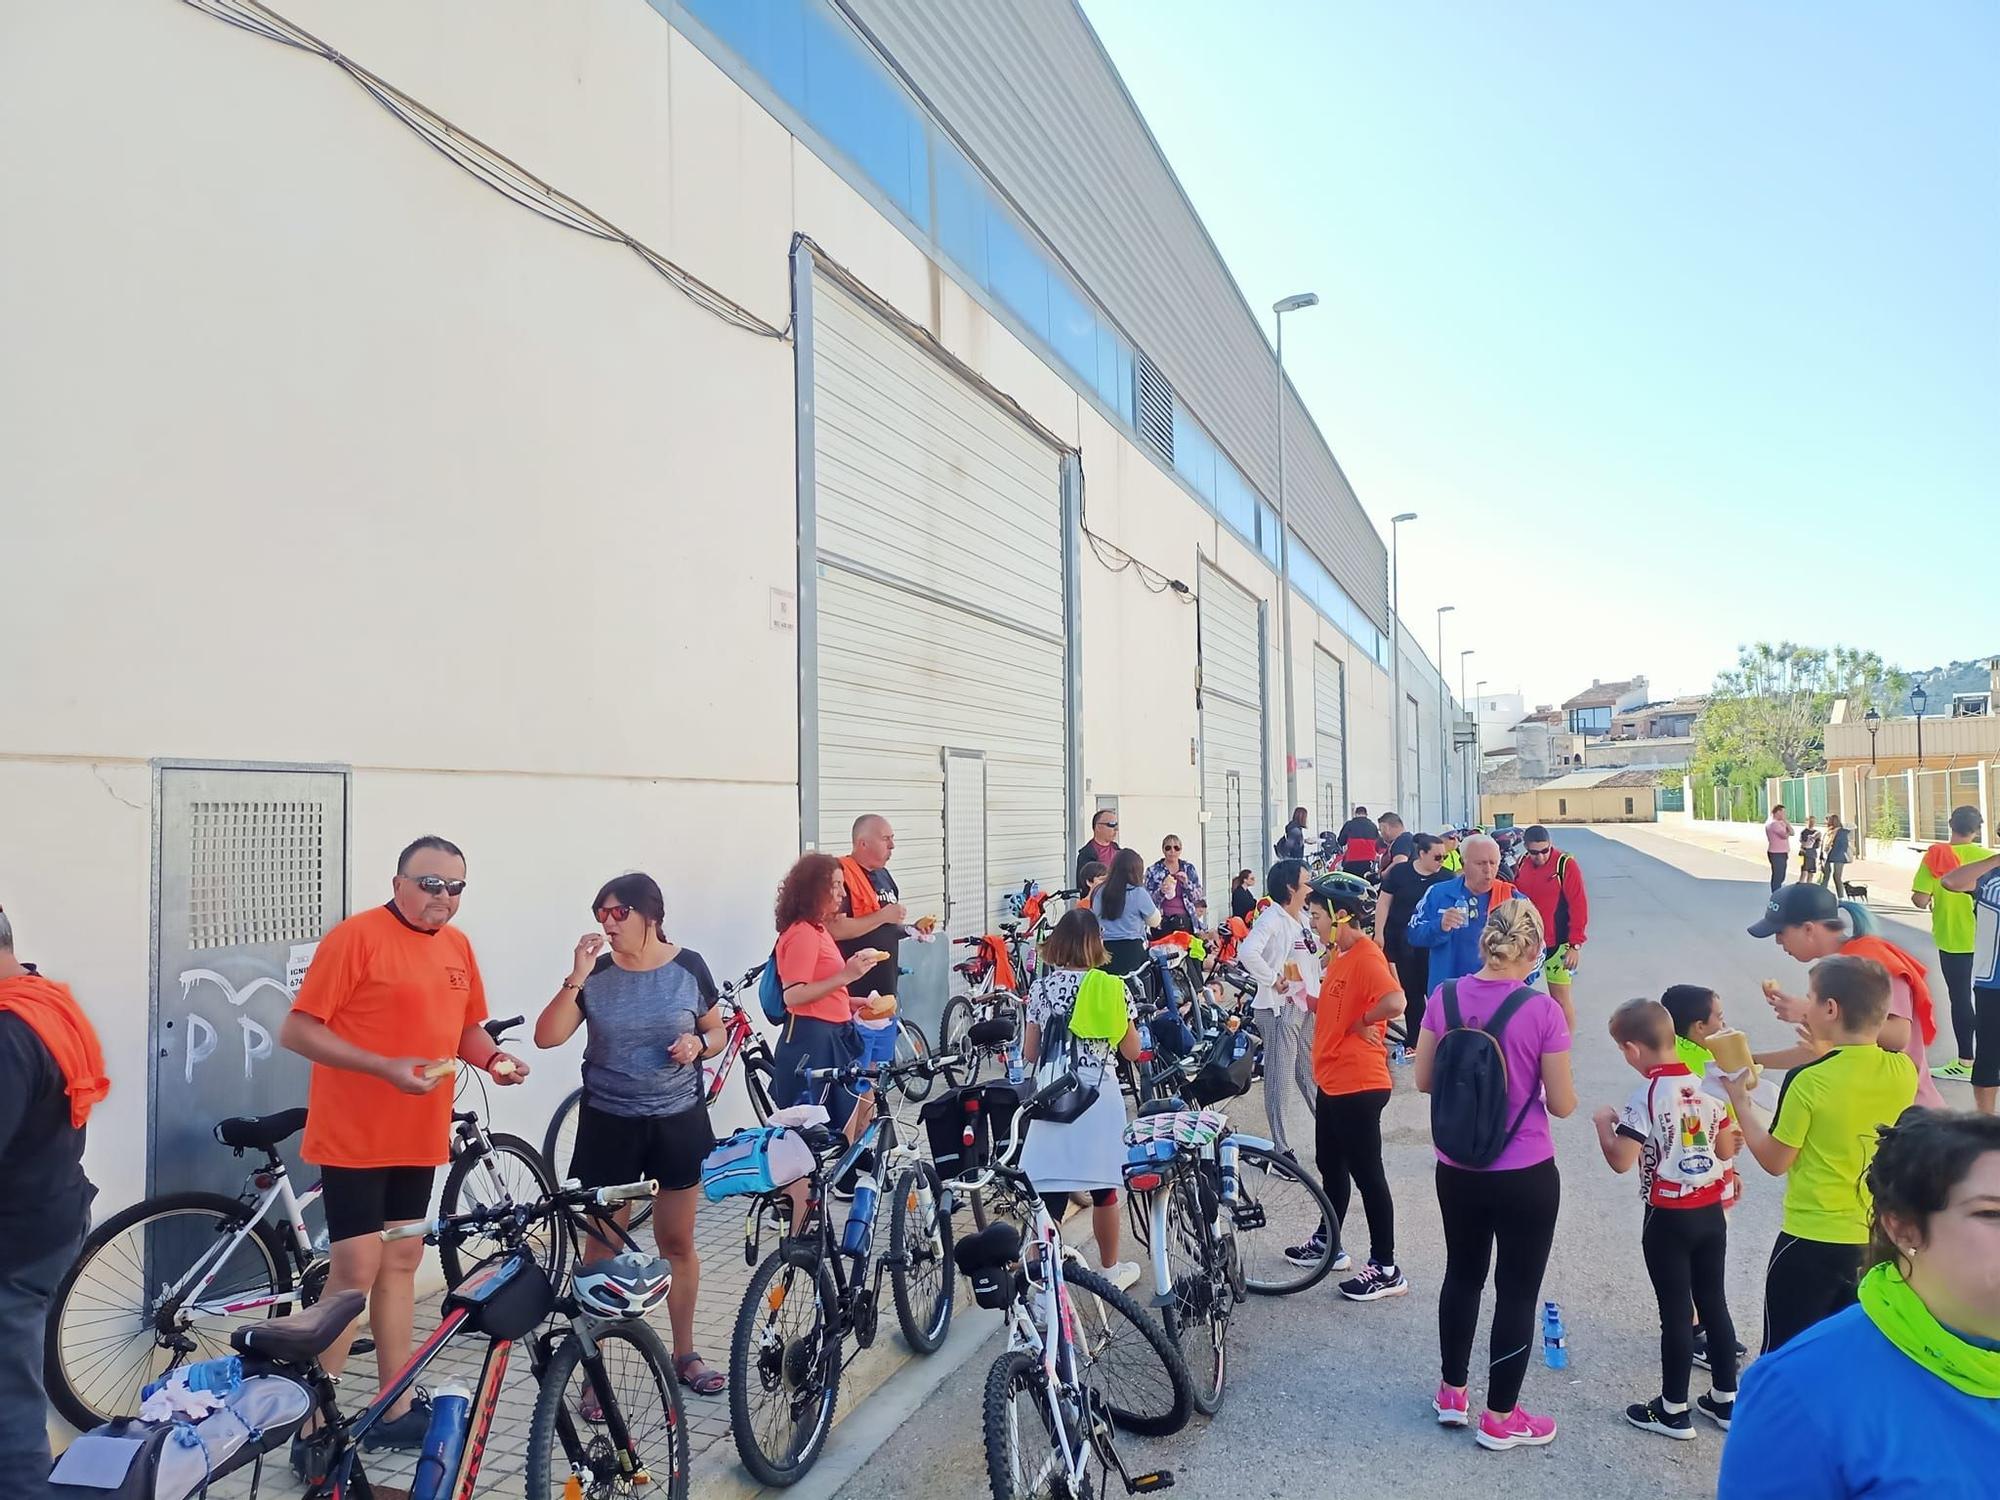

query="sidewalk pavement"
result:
[1641,814,1932,916]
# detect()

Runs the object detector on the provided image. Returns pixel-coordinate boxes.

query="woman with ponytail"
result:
[1720,1108,2000,1497]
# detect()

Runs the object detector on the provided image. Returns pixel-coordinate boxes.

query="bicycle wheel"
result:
[892,1019,936,1102]
[982,1350,1070,1500]
[542,1087,585,1185]
[45,1193,292,1430]
[527,1318,689,1500]
[1062,1263,1192,1437]
[1157,1169,1227,1414]
[888,1162,954,1354]
[1231,1143,1340,1295]
[729,1241,844,1487]
[438,1134,569,1289]
[938,996,975,1075]
[741,1045,777,1125]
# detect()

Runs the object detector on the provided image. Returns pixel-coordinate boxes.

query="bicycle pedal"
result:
[1231,1203,1266,1231]
[1129,1471,1175,1491]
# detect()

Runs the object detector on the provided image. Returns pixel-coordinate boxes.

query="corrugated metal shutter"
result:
[1197,560,1265,901]
[1314,647,1345,832]
[811,271,1068,936]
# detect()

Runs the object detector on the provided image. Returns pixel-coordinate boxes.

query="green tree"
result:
[1694,642,1908,778]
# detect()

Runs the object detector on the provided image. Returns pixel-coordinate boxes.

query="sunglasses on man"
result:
[402,875,467,897]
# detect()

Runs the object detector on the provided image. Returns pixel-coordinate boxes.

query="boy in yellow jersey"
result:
[1722,955,1916,1353]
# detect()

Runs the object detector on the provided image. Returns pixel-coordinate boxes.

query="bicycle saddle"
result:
[968,1016,1017,1046]
[1137,1097,1188,1118]
[953,1221,1023,1274]
[214,1107,310,1151]
[232,1289,366,1363]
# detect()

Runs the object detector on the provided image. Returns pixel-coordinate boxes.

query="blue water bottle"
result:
[1542,1301,1569,1369]
[409,1382,473,1500]
[840,1178,880,1257]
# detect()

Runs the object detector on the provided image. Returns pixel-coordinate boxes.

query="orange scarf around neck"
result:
[0,972,110,1127]
[1842,935,1938,1047]
[838,856,883,919]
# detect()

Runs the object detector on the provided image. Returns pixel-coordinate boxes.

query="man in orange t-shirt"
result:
[280,836,528,1454]
[1299,881,1410,1303]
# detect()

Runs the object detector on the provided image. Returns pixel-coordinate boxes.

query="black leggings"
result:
[1435,1158,1560,1413]
[1938,951,1973,1061]
[1974,988,2000,1089]
[1642,1204,1736,1402]
[1761,1232,1861,1353]
[1394,947,1431,1038]
[1767,853,1787,890]
[1315,1089,1395,1266]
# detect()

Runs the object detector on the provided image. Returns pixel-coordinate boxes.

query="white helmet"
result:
[572,1252,671,1319]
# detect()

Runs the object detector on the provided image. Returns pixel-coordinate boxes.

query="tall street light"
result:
[1390,512,1417,813]
[1459,649,1476,825]
[1911,683,1929,768]
[1273,291,1319,821]
[1436,605,1455,827]
[1474,678,1489,826]
[1864,706,1881,767]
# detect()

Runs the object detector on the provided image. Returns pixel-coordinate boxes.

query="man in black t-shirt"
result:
[1376,833,1449,1046]
[1335,806,1382,878]
[828,815,911,1161]
[1377,813,1413,873]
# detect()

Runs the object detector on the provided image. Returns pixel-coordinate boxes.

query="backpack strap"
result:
[1441,979,1463,1030]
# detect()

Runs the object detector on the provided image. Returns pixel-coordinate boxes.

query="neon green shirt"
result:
[1913,842,1991,954]
[1770,1045,1918,1243]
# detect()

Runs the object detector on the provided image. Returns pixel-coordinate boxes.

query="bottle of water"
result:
[409,1383,473,1500]
[1542,1300,1568,1369]
[841,1178,880,1258]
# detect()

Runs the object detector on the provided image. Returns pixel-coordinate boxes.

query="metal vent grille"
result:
[187,800,330,950]
[1135,353,1174,464]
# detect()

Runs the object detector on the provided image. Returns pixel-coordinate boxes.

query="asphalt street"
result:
[823,825,1949,1500]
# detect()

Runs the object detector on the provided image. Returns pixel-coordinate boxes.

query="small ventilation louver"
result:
[187,799,330,950]
[1135,353,1174,464]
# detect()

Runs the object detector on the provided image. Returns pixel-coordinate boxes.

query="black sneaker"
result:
[1282,1229,1326,1267]
[1691,1330,1747,1371]
[1625,1396,1695,1440]
[1695,1392,1735,1431]
[362,1391,433,1451]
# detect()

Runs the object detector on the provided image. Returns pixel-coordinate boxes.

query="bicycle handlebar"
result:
[481,1015,525,1041]
[804,1050,963,1088]
[378,1177,659,1243]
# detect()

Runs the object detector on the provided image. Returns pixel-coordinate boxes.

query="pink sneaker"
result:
[1477,1406,1557,1450]
[1433,1383,1470,1427]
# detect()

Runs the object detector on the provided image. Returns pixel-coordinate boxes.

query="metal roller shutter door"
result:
[1314,648,1345,833]
[1197,560,1266,902]
[808,269,1068,941]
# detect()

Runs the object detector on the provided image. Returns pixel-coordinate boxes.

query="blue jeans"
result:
[2,1221,86,1499]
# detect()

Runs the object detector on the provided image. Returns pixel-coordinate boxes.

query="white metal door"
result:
[1314,647,1346,833]
[943,749,989,939]
[1198,560,1266,901]
[806,265,1069,952]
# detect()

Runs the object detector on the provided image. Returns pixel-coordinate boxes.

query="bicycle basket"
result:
[700,1125,816,1203]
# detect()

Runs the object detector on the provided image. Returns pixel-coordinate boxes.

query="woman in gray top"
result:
[536,872,727,1395]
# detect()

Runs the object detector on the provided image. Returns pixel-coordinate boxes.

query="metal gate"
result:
[1197,560,1267,901]
[151,764,348,1198]
[1314,648,1346,832]
[942,749,989,940]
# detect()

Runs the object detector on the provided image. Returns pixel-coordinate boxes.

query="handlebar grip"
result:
[381,1219,439,1243]
[593,1179,658,1205]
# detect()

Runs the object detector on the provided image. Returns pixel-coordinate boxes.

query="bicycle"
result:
[542,966,939,1218]
[727,1051,962,1487]
[43,1016,556,1431]
[940,937,1028,1084]
[251,1175,685,1498]
[951,1086,1193,1498]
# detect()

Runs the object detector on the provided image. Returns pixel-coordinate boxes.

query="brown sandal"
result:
[675,1351,725,1395]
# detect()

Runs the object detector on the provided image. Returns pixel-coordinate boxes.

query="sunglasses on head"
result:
[596,904,633,923]
[405,875,467,897]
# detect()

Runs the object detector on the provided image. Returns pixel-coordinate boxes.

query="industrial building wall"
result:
[0,0,1397,1212]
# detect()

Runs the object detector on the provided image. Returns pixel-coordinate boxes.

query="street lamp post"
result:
[1864,707,1881,768]
[1390,512,1417,813]
[1459,649,1475,825]
[1911,684,1929,768]
[1474,678,1488,825]
[1273,291,1319,821]
[1436,605,1455,827]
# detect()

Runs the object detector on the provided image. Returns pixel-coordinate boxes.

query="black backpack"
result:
[1428,980,1541,1167]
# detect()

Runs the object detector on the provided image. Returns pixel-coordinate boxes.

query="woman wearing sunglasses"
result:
[535,872,728,1396]
[1145,835,1205,936]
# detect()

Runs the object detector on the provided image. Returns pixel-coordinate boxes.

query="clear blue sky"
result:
[1082,0,1998,708]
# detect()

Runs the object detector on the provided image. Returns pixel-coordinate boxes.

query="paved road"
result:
[824,825,1949,1500]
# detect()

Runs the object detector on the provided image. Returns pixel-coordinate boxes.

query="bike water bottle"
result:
[840,1178,880,1258]
[1542,1301,1569,1369]
[409,1382,473,1500]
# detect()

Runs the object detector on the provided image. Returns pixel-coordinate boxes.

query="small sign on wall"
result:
[770,588,797,632]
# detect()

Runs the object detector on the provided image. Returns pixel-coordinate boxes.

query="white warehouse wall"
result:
[0,0,1407,1217]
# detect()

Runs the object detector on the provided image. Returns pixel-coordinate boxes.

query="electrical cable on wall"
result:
[181,0,790,342]
[1083,526,1191,600]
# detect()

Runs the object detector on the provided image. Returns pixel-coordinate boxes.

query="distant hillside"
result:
[1911,657,1996,702]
